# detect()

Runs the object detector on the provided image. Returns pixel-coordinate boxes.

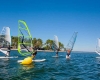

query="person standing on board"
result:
[66,49,71,59]
[21,36,38,58]
[32,50,37,58]
[29,46,37,58]
[32,46,38,58]
[56,48,59,56]
[6,45,11,57]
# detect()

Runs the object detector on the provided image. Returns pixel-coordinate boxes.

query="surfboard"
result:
[52,55,64,58]
[32,59,46,62]
[59,55,64,56]
[0,56,18,58]
[52,56,59,57]
[66,55,71,59]
[96,57,100,58]
[17,59,46,63]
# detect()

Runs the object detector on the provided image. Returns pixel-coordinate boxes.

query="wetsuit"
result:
[56,49,59,56]
[7,45,11,53]
[66,49,71,57]
[67,53,70,57]
[32,46,38,57]
[56,51,58,55]
[32,51,37,57]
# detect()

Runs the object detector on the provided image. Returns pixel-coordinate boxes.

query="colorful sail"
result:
[66,32,78,55]
[18,20,33,56]
[95,38,100,55]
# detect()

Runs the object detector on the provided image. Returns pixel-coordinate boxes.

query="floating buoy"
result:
[20,57,33,65]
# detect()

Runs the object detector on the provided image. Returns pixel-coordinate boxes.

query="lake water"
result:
[0,51,100,80]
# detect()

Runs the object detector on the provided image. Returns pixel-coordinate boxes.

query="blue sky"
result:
[0,0,100,51]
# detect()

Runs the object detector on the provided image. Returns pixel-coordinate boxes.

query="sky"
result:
[0,0,100,52]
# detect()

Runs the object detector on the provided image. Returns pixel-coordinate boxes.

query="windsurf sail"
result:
[0,27,11,46]
[18,20,34,56]
[0,49,8,55]
[52,35,59,51]
[0,27,11,56]
[95,38,100,55]
[66,32,78,55]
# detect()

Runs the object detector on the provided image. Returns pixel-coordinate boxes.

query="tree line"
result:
[11,36,64,50]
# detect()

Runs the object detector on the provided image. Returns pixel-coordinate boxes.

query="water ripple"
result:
[0,51,100,80]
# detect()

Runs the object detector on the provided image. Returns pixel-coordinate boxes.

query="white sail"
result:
[98,38,100,47]
[95,38,100,55]
[0,27,11,56]
[0,49,8,56]
[0,27,11,45]
[54,35,59,49]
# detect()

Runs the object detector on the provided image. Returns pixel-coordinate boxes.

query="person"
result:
[56,48,59,56]
[21,36,38,58]
[31,46,38,58]
[6,45,11,57]
[23,46,37,58]
[66,49,71,59]
[32,50,37,58]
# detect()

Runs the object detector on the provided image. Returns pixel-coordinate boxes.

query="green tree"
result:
[37,38,43,48]
[32,38,37,47]
[11,36,65,50]
[44,39,53,50]
[11,36,18,48]
[59,42,64,50]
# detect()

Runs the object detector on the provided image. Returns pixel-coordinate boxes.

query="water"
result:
[0,51,100,80]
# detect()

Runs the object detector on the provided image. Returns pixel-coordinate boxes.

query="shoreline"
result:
[0,48,95,52]
[11,49,66,52]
